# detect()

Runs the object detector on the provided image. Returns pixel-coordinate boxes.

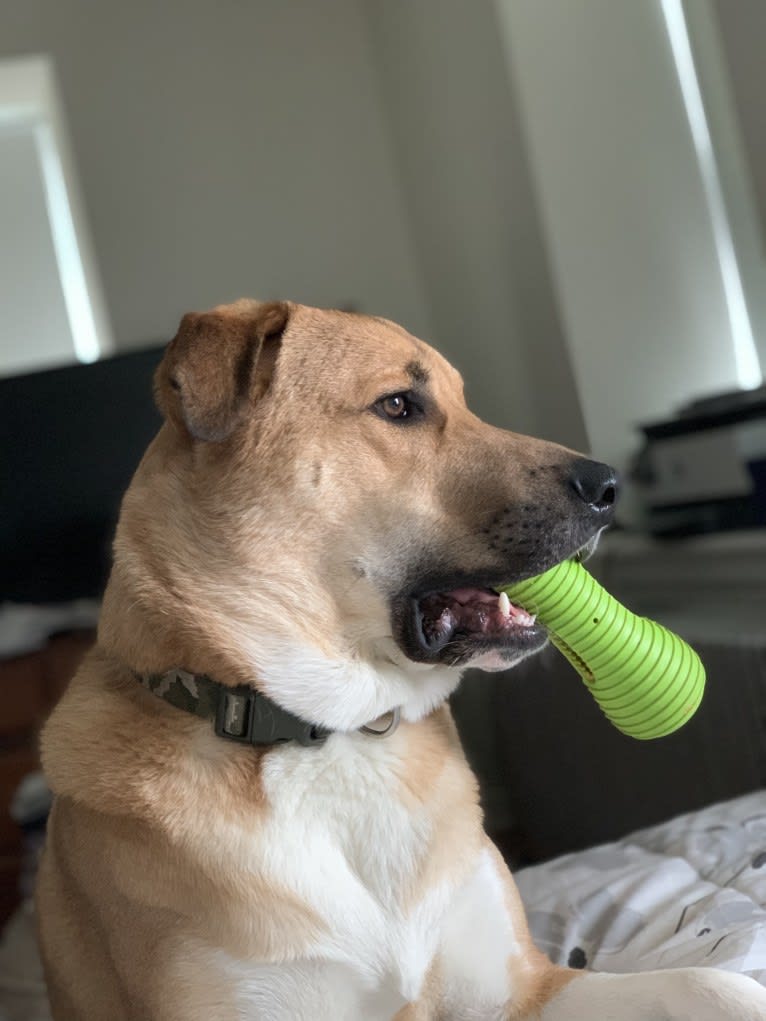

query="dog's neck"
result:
[99,563,459,735]
[133,665,401,748]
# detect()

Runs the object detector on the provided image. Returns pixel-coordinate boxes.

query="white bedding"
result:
[517,789,766,985]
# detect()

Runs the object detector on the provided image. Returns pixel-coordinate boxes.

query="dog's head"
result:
[104,300,617,729]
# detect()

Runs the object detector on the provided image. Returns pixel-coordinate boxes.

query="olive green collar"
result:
[135,668,400,748]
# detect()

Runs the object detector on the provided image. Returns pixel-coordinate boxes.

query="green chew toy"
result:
[501,559,705,740]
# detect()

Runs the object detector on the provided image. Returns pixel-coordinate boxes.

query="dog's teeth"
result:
[498,591,511,617]
[509,606,536,627]
[438,609,455,632]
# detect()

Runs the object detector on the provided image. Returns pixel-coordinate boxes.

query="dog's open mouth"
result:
[404,584,547,665]
[396,539,602,667]
[419,588,537,647]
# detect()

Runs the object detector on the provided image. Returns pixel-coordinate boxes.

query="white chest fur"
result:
[271,735,449,998]
[199,731,468,1019]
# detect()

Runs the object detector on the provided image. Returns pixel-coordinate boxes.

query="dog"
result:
[36,300,766,1019]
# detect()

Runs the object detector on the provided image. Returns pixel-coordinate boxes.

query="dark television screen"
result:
[0,346,164,602]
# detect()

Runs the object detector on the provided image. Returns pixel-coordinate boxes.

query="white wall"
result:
[363,0,588,447]
[6,0,761,466]
[0,0,432,351]
[496,0,750,472]
[0,0,592,446]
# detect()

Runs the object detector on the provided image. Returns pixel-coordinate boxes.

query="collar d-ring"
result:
[359,706,401,738]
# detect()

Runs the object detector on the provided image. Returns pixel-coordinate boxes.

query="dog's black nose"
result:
[569,458,619,515]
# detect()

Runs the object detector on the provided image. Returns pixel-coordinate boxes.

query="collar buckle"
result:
[214,686,329,747]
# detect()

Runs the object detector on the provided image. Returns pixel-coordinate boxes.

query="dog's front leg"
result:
[419,841,574,1020]
[534,967,766,1021]
[425,842,766,1021]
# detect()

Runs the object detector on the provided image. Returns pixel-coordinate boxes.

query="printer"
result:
[632,386,766,537]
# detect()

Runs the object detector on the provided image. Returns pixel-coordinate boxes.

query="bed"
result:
[519,789,766,985]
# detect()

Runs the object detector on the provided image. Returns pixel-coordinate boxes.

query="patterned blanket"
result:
[518,789,766,984]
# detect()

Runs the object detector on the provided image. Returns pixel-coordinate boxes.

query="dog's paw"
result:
[663,968,766,1021]
[540,967,766,1021]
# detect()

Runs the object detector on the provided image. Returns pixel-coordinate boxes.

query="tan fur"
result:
[36,301,606,1019]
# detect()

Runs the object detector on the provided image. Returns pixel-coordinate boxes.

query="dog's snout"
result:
[569,458,619,515]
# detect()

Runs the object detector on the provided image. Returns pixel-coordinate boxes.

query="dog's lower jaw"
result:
[470,649,533,672]
[377,635,535,689]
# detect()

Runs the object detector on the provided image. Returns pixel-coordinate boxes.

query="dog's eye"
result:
[382,394,409,418]
[374,391,422,422]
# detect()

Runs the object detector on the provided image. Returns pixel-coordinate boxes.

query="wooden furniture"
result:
[0,630,95,926]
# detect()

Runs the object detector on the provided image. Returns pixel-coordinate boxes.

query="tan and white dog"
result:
[37,301,766,1019]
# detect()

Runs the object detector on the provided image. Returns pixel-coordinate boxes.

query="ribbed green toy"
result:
[501,559,705,739]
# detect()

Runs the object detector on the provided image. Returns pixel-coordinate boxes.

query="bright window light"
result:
[36,120,101,363]
[660,0,762,390]
[0,56,112,375]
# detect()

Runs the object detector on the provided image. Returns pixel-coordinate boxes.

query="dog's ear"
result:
[155,300,290,442]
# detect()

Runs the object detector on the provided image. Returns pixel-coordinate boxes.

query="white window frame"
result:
[0,54,113,364]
